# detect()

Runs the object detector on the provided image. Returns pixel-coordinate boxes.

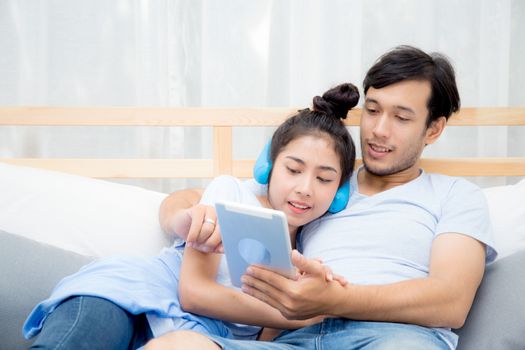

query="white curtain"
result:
[1,0,524,192]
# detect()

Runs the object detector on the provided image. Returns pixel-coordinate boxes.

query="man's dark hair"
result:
[363,45,460,127]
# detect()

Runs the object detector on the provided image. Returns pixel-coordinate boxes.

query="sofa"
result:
[1,162,524,349]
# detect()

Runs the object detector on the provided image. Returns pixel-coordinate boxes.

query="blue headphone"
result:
[253,141,350,213]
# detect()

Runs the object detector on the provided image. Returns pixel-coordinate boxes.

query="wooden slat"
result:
[213,126,233,175]
[418,158,525,176]
[1,107,524,179]
[0,159,215,178]
[0,107,299,126]
[2,157,524,179]
[1,107,524,126]
[232,160,254,178]
[232,158,525,178]
[447,108,525,126]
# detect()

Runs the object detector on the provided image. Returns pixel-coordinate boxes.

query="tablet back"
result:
[215,201,295,287]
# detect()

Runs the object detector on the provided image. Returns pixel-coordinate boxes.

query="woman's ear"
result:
[424,116,446,146]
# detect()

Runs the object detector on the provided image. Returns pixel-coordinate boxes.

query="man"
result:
[149,45,496,350]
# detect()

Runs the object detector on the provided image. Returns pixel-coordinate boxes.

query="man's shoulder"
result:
[423,172,481,195]
[420,173,489,216]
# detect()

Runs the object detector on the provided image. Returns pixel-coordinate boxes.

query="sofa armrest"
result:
[455,249,525,350]
[0,230,95,348]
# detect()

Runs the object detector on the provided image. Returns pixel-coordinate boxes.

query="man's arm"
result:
[241,233,486,329]
[159,188,203,237]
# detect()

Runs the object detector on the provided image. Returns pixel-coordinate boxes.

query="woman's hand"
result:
[311,258,347,286]
[172,204,223,253]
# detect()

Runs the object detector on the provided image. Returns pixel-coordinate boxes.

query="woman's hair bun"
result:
[312,83,360,120]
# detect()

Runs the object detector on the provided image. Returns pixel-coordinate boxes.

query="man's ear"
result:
[424,116,446,146]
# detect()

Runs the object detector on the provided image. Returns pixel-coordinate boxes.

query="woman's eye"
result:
[366,108,378,114]
[317,177,333,183]
[287,167,300,174]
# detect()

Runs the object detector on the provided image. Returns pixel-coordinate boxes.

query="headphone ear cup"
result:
[253,141,272,185]
[328,180,351,213]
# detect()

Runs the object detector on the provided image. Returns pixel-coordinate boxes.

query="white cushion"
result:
[0,162,171,257]
[482,178,525,259]
[2,161,522,260]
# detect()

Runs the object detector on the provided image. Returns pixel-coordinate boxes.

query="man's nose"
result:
[372,114,390,138]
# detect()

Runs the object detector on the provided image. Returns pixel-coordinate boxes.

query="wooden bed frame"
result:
[1,107,524,179]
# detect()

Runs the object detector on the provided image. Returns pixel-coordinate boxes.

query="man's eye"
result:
[366,108,378,114]
[396,115,409,122]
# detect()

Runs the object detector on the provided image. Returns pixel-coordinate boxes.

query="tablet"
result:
[215,201,295,287]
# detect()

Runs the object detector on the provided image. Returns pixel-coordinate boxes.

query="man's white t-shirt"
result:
[246,169,496,349]
[300,170,496,284]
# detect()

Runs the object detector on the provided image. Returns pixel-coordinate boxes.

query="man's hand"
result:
[240,250,346,320]
[172,204,223,253]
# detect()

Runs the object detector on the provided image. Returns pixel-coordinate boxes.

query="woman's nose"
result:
[295,176,313,197]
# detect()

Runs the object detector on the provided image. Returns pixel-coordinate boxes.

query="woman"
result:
[24,83,359,349]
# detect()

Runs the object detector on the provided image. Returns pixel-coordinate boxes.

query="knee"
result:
[143,336,172,350]
[370,332,448,350]
[144,330,219,350]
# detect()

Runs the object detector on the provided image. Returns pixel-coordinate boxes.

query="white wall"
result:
[1,0,524,191]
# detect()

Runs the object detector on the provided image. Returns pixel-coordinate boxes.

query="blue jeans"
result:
[29,296,153,350]
[209,318,451,350]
